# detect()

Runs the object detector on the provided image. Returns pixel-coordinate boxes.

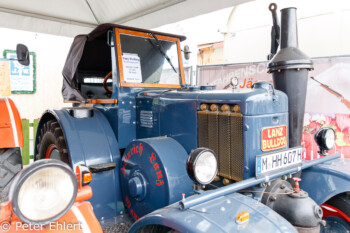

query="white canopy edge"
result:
[124,0,251,29]
[0,0,251,38]
[0,11,94,38]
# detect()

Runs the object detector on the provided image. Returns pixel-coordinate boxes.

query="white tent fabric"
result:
[0,0,250,37]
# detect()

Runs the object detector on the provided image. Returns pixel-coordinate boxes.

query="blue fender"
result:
[34,109,124,221]
[129,192,297,233]
[300,158,350,205]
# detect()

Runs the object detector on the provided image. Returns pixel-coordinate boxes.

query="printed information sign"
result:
[122,53,142,83]
[3,50,36,94]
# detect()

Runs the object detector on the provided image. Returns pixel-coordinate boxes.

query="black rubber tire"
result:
[325,193,350,217]
[36,120,70,165]
[0,148,22,202]
[137,225,179,233]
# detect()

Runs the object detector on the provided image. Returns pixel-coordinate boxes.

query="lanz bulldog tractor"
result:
[34,5,350,233]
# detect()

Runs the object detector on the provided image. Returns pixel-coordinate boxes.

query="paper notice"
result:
[0,60,11,96]
[122,53,142,83]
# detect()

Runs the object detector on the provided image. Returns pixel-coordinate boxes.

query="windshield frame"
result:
[115,28,185,88]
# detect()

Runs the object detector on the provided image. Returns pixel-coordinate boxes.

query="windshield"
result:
[117,30,183,87]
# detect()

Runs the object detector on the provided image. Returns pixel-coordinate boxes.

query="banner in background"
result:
[197,56,350,159]
[0,59,11,96]
[3,50,36,94]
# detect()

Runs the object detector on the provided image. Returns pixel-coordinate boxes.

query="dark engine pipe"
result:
[267,7,313,147]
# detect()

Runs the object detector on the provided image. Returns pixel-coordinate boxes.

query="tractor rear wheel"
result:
[36,120,70,165]
[0,148,22,202]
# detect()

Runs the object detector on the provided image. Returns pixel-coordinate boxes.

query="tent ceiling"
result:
[0,0,251,37]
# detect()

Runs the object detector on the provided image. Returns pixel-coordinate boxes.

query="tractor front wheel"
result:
[0,148,22,202]
[321,193,350,232]
[36,120,70,165]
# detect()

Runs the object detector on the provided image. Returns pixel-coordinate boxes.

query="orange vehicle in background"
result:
[0,159,103,233]
[0,44,28,203]
[0,45,102,233]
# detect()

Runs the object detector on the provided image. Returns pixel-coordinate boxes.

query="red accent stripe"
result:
[322,204,350,222]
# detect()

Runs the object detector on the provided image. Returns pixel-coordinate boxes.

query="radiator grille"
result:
[197,105,243,181]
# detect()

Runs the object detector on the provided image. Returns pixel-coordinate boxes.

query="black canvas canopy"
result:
[62,23,186,102]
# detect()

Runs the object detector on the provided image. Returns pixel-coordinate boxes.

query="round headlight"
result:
[314,127,335,152]
[187,148,218,185]
[9,159,77,225]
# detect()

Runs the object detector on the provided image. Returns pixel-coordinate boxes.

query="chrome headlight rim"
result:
[314,127,336,152]
[9,159,78,225]
[187,148,218,185]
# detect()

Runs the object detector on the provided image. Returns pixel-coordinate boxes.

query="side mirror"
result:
[16,44,30,66]
[183,45,191,60]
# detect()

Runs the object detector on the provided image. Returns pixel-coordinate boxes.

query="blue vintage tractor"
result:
[34,5,350,233]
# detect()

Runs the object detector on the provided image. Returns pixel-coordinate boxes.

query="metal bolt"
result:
[120,211,123,215]
[314,206,323,219]
[122,101,125,104]
[129,101,132,104]
[201,208,206,212]
[281,175,287,180]
[260,183,267,188]
[133,105,136,108]
[280,184,286,189]
[288,174,292,178]
[220,207,226,212]
[269,196,277,201]
[133,121,136,124]
[226,200,231,204]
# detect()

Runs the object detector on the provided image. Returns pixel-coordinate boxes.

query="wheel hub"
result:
[45,144,60,160]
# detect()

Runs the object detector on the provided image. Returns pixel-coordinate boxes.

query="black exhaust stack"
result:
[267,7,313,147]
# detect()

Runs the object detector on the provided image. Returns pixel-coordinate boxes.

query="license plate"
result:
[255,147,303,177]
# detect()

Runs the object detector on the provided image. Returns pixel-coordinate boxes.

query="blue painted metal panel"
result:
[117,87,139,148]
[243,113,288,179]
[158,98,198,153]
[129,192,297,233]
[95,105,119,140]
[300,158,350,205]
[36,109,124,221]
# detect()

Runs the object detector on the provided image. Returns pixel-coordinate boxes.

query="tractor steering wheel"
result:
[103,71,113,93]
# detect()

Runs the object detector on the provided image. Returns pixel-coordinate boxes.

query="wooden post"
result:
[21,119,30,165]
[21,118,40,165]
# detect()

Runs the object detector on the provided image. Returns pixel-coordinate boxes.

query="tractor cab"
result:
[62,24,186,105]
